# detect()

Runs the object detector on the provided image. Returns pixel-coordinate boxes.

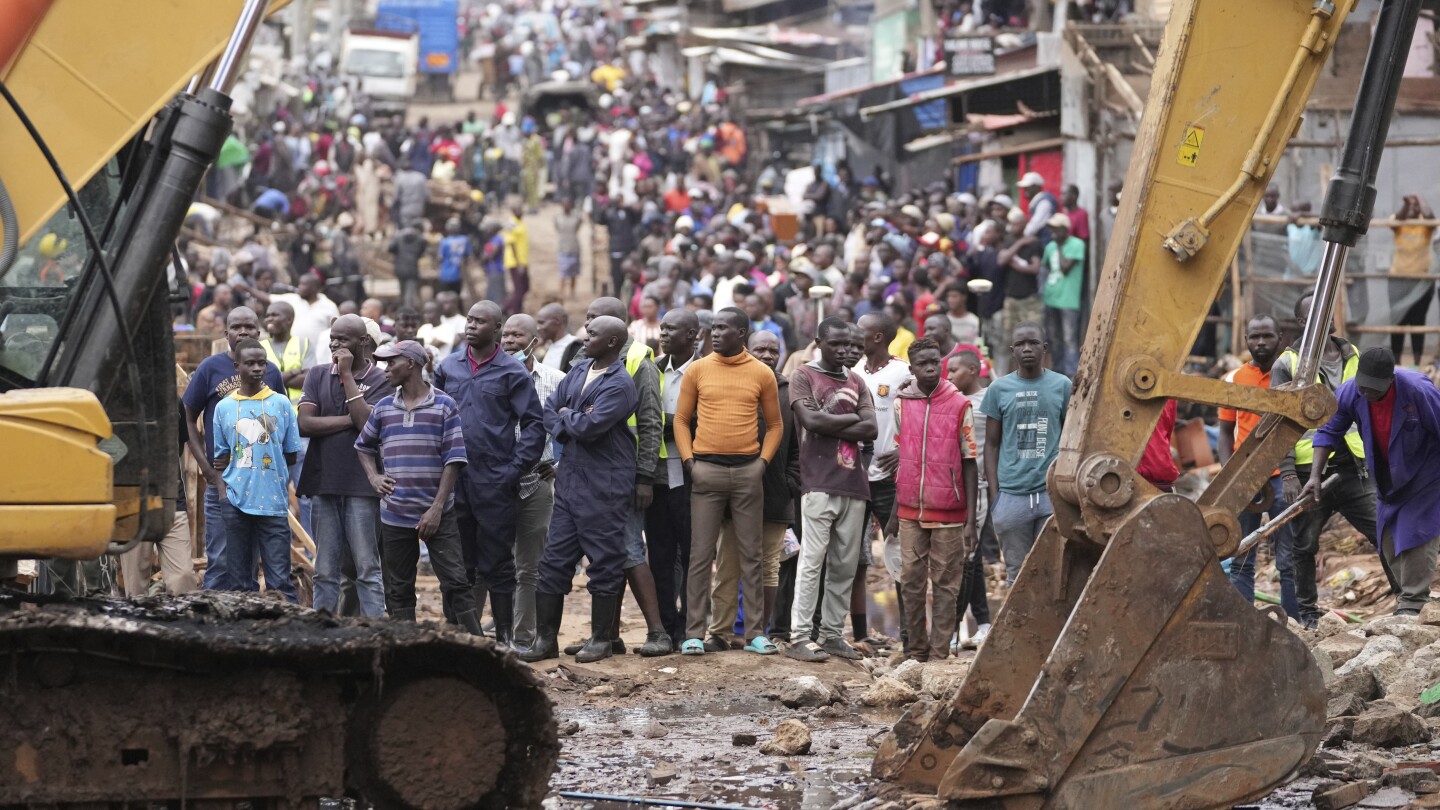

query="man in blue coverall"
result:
[522,316,640,664]
[434,300,545,646]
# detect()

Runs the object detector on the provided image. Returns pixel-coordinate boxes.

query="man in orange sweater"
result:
[674,308,784,656]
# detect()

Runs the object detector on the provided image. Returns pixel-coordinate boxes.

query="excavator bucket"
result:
[875,495,1325,807]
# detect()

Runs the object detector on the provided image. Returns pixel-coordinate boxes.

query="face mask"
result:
[510,337,538,363]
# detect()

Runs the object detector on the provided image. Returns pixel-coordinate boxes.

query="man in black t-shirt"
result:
[297,314,394,618]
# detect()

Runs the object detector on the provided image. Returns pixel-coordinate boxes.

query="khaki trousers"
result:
[899,518,966,659]
[120,512,199,597]
[686,459,766,642]
[707,520,787,641]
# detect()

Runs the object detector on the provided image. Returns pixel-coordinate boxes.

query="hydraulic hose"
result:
[0,174,16,275]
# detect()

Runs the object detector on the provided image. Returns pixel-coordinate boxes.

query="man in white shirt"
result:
[853,311,912,648]
[417,292,466,358]
[537,302,579,371]
[270,271,339,345]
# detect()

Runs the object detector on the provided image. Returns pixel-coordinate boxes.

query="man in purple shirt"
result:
[1303,347,1440,615]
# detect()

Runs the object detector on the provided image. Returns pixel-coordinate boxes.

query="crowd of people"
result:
[124,0,1440,662]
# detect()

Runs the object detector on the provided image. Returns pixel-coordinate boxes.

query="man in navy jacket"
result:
[434,300,545,645]
[522,316,639,664]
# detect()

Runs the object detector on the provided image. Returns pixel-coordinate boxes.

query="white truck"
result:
[340,23,419,116]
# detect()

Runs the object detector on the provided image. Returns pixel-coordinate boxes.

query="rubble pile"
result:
[1297,606,1440,808]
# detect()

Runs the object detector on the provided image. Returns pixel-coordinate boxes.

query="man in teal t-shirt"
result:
[214,339,302,602]
[1041,213,1086,376]
[980,322,1072,584]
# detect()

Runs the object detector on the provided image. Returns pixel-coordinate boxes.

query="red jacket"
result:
[895,378,971,523]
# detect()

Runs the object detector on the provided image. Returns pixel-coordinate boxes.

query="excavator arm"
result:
[875,0,1421,805]
[0,0,289,556]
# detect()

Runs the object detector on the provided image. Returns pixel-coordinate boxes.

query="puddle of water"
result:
[562,695,777,728]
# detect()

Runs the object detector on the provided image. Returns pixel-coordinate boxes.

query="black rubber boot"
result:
[519,594,563,663]
[390,607,417,622]
[490,591,515,647]
[576,594,621,664]
[455,608,484,636]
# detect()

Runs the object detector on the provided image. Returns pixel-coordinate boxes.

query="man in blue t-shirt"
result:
[182,307,285,591]
[213,339,302,601]
[980,322,1071,584]
[437,217,471,296]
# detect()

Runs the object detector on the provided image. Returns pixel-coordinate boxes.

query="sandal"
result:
[783,641,830,663]
[680,638,706,655]
[744,636,779,655]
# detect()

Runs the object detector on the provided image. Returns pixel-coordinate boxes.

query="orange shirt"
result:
[1218,362,1270,448]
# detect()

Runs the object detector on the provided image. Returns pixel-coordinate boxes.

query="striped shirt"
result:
[518,361,565,499]
[355,386,467,527]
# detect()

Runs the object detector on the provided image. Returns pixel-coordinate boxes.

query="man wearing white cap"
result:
[1041,214,1085,376]
[1018,172,1058,244]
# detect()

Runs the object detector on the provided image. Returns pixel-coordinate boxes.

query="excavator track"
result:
[0,591,559,809]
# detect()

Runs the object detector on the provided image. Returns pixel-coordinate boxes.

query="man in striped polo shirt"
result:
[355,340,481,633]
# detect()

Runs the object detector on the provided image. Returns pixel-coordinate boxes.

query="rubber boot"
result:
[455,608,484,636]
[519,594,564,663]
[576,594,621,664]
[390,607,417,622]
[491,591,515,648]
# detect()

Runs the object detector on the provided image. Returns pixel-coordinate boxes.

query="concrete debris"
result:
[1365,616,1440,653]
[1324,716,1357,748]
[1317,632,1369,668]
[919,660,970,698]
[646,762,678,786]
[559,720,580,736]
[1329,693,1369,718]
[1336,635,1406,691]
[1357,786,1415,807]
[1379,767,1439,793]
[730,732,757,747]
[1351,703,1430,747]
[891,659,925,690]
[779,676,836,709]
[1419,601,1440,626]
[758,719,812,756]
[1338,750,1397,780]
[641,721,669,739]
[862,677,921,707]
[1330,665,1383,704]
[1312,779,1372,810]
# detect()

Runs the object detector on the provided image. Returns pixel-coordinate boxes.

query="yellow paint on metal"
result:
[0,0,292,246]
[0,506,116,558]
[1177,125,1204,166]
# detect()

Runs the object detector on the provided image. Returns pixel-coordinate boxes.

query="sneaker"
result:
[820,638,862,660]
[963,623,991,649]
[783,640,830,663]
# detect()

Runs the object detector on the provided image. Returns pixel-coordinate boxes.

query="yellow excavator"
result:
[0,2,557,806]
[875,0,1419,805]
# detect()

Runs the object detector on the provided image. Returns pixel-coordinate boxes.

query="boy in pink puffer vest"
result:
[885,337,979,661]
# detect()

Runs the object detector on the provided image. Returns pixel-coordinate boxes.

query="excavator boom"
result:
[875,0,1420,805]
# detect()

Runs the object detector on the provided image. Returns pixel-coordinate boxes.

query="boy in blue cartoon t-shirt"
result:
[214,338,302,601]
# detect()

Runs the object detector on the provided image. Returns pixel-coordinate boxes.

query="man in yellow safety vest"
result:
[1271,291,1380,628]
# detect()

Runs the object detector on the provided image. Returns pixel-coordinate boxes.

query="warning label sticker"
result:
[1177,126,1204,167]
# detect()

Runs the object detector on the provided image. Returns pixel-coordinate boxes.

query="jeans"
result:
[311,495,386,617]
[382,511,476,621]
[791,492,866,644]
[1044,306,1081,377]
[220,502,296,602]
[992,491,1052,584]
[288,437,312,540]
[1292,463,1377,624]
[514,479,554,647]
[1228,475,1299,620]
[202,485,244,590]
[645,483,692,642]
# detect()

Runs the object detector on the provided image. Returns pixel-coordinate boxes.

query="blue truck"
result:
[375,0,459,100]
